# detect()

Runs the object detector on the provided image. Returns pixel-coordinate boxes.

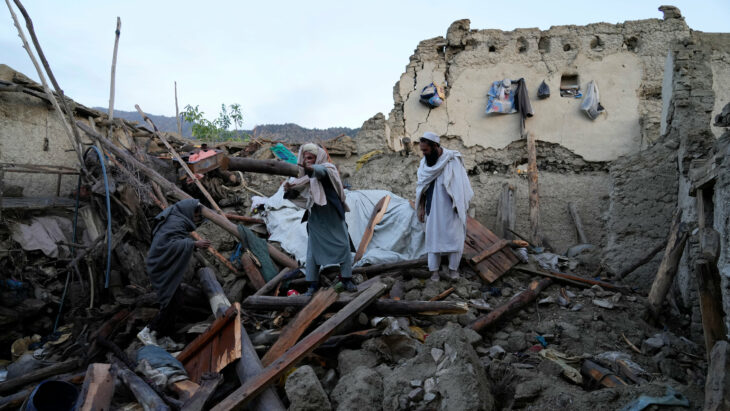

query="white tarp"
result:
[261,187,426,267]
[11,216,73,258]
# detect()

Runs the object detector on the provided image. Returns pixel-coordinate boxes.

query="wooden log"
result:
[495,183,515,239]
[0,358,81,394]
[617,240,666,279]
[210,282,389,411]
[242,295,468,316]
[197,267,231,317]
[181,372,222,411]
[241,252,266,290]
[75,363,116,411]
[75,122,298,270]
[390,279,405,300]
[170,380,200,402]
[695,228,727,357]
[429,287,455,302]
[117,367,170,411]
[262,288,338,366]
[107,17,121,143]
[354,195,390,262]
[469,278,553,333]
[581,359,627,388]
[646,209,689,319]
[567,202,588,244]
[514,266,630,293]
[227,157,299,177]
[526,132,541,246]
[225,213,265,225]
[6,0,84,165]
[135,104,223,214]
[255,268,295,296]
[705,340,730,411]
[352,257,428,276]
[196,269,286,411]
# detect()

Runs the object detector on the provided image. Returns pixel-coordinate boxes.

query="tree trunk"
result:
[526,132,541,246]
[226,157,299,177]
[470,278,552,332]
[646,209,689,319]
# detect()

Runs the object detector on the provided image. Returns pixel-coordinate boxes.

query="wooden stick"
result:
[117,367,171,411]
[242,295,468,316]
[567,202,588,244]
[695,228,727,358]
[495,183,515,239]
[581,360,627,388]
[225,213,265,225]
[227,157,299,177]
[241,252,266,290]
[621,333,642,354]
[5,0,83,166]
[526,132,541,246]
[261,288,338,366]
[0,358,81,394]
[211,282,388,410]
[429,287,455,302]
[470,278,552,333]
[352,257,428,276]
[175,81,182,137]
[355,195,390,262]
[135,104,223,214]
[75,363,116,411]
[617,240,666,279]
[646,209,689,319]
[107,17,121,143]
[196,268,286,411]
[255,268,292,296]
[515,266,630,293]
[76,121,298,270]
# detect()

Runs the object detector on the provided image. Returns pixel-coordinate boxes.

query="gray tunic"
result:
[305,165,352,281]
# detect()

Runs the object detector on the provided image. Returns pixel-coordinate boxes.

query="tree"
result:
[180,103,249,142]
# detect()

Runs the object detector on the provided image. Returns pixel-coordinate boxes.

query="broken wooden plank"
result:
[170,379,200,402]
[241,252,266,290]
[567,202,588,244]
[495,182,515,239]
[470,278,553,333]
[262,288,338,366]
[211,282,388,410]
[0,358,81,394]
[352,257,428,276]
[196,268,285,411]
[354,194,390,262]
[117,367,170,411]
[182,372,223,411]
[75,363,116,411]
[646,209,689,319]
[695,228,727,357]
[242,295,468,316]
[464,217,519,283]
[226,157,299,177]
[255,268,295,296]
[617,240,666,279]
[470,240,509,265]
[515,266,630,293]
[177,303,242,383]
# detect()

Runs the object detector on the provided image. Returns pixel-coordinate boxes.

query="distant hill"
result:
[98,108,359,142]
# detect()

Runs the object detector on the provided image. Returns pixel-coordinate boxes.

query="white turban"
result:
[421,132,440,144]
[301,143,319,156]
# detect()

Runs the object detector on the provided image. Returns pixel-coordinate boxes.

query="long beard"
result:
[425,151,440,167]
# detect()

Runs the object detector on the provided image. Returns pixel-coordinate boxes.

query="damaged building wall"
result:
[387,14,690,161]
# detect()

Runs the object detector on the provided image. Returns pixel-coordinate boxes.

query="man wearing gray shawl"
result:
[416,132,474,281]
[137,199,210,346]
[284,143,356,295]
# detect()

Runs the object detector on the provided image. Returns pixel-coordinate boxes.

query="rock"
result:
[513,379,545,405]
[538,296,556,305]
[321,368,338,393]
[362,335,421,363]
[331,366,383,411]
[501,288,513,297]
[505,331,527,352]
[493,331,509,340]
[408,387,425,401]
[488,345,506,359]
[705,340,730,411]
[338,349,380,376]
[424,392,438,402]
[592,299,615,309]
[659,358,686,382]
[285,365,332,411]
[446,19,470,47]
[571,303,584,311]
[557,321,581,340]
[659,5,682,20]
[424,377,436,393]
[463,328,483,346]
[431,348,444,363]
[642,337,665,354]
[404,278,424,291]
[404,289,421,301]
[469,299,491,311]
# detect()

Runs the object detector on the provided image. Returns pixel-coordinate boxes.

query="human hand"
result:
[417,207,425,223]
[194,240,211,249]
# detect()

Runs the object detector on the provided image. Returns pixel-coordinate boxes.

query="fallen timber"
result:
[227,157,299,177]
[242,294,469,316]
[470,278,553,333]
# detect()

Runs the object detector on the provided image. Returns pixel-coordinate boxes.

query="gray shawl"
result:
[146,199,199,307]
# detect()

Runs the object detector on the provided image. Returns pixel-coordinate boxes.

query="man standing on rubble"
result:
[138,199,210,346]
[284,143,356,296]
[416,132,473,281]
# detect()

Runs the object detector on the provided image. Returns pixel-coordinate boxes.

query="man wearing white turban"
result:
[284,143,356,295]
[415,132,474,281]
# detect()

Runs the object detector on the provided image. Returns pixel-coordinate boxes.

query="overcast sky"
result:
[2,1,728,129]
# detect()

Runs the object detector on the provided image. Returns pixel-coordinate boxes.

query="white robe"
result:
[415,148,474,254]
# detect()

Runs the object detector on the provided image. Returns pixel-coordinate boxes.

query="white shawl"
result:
[286,145,349,212]
[415,148,473,225]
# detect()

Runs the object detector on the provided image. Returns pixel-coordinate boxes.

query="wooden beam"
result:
[352,257,428,276]
[241,252,266,290]
[695,228,727,357]
[469,278,552,333]
[646,209,689,319]
[567,202,588,244]
[514,266,630,292]
[616,240,666,279]
[225,213,265,225]
[107,17,121,144]
[182,372,222,411]
[211,282,388,410]
[526,132,541,246]
[495,183,515,239]
[0,358,80,394]
[242,295,468,316]
[354,195,390,262]
[255,268,294,296]
[75,363,116,411]
[196,268,286,411]
[262,288,338,366]
[117,367,170,411]
[227,157,299,177]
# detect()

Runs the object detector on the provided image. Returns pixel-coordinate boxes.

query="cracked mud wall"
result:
[387,15,690,162]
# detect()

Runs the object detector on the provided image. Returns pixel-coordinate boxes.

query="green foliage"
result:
[180,103,250,143]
